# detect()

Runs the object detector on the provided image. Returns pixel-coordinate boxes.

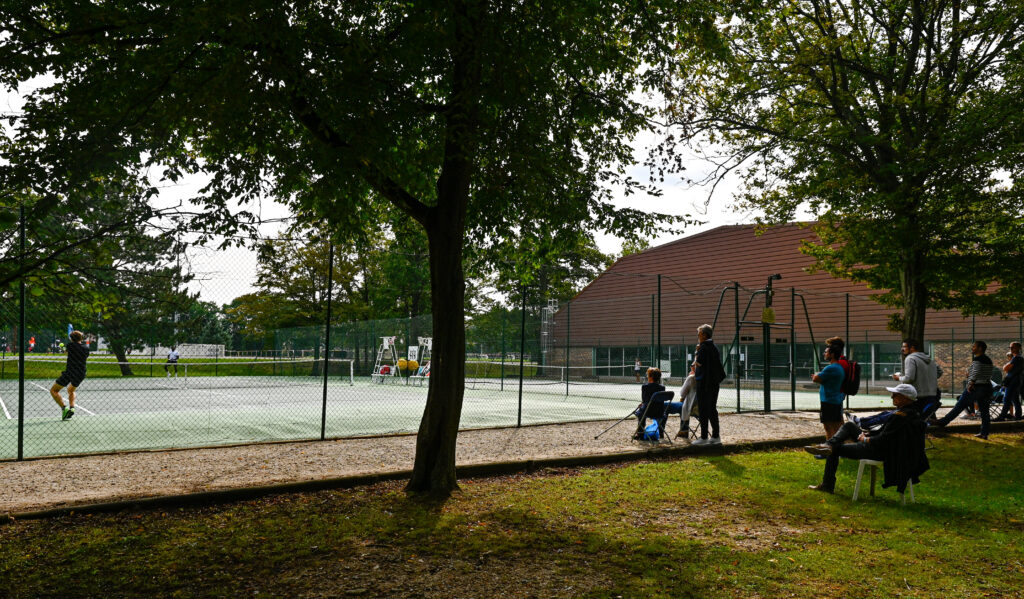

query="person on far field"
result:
[165,346,180,377]
[933,340,995,439]
[813,340,846,442]
[49,330,90,420]
[28,335,35,352]
[692,324,726,446]
[634,358,643,383]
[995,342,1022,421]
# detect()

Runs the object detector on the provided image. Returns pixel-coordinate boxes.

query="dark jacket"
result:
[694,339,726,393]
[868,405,929,493]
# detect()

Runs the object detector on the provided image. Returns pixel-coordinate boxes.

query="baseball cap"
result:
[884,383,917,399]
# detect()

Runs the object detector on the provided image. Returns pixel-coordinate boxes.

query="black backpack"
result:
[840,358,861,396]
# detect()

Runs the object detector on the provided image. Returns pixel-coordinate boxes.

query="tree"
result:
[661,0,1024,342]
[1,1,692,497]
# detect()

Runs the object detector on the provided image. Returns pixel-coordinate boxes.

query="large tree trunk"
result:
[406,208,467,497]
[110,343,134,376]
[900,250,928,345]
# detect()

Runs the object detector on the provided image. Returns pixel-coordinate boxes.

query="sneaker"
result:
[675,430,687,439]
[707,437,722,445]
[61,406,70,420]
[807,484,834,494]
[803,444,832,457]
[843,410,858,425]
[974,433,988,440]
[692,438,709,446]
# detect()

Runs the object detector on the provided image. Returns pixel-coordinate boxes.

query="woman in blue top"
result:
[813,340,846,441]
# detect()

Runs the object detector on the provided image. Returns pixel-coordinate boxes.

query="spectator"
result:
[933,340,995,439]
[692,324,726,446]
[633,367,665,438]
[851,338,941,429]
[994,342,1022,421]
[813,340,846,442]
[805,383,929,494]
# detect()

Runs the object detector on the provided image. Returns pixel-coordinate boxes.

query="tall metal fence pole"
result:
[657,274,662,365]
[17,202,25,461]
[500,310,505,392]
[321,240,334,440]
[790,287,796,411]
[734,282,740,413]
[517,288,526,427]
[845,293,850,409]
[565,301,570,396]
[650,294,654,367]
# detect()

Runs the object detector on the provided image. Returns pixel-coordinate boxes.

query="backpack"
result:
[839,357,861,396]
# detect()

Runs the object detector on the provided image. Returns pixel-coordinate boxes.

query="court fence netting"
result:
[3,227,1023,459]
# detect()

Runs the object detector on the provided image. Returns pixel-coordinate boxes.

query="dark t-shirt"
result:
[1005,355,1023,387]
[65,341,91,377]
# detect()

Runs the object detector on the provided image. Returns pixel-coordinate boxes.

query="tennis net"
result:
[464,362,640,388]
[0,358,355,392]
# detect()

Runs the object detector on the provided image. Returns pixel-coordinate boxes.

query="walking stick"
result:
[594,405,642,439]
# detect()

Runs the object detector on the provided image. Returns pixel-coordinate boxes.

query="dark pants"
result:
[821,422,885,490]
[696,386,720,439]
[937,385,990,436]
[859,395,939,429]
[997,383,1022,420]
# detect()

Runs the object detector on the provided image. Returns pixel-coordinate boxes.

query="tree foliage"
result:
[661,0,1024,340]
[1,0,695,496]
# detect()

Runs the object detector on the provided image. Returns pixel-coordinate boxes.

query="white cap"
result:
[885,383,917,399]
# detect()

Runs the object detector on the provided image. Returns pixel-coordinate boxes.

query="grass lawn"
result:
[2,432,1022,598]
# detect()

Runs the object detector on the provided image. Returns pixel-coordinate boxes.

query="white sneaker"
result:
[708,437,722,445]
[692,438,709,446]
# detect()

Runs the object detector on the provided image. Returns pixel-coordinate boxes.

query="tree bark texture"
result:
[900,250,927,345]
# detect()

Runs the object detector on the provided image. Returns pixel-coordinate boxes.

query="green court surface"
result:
[0,376,898,459]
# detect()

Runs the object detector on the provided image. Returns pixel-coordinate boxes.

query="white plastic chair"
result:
[853,459,915,504]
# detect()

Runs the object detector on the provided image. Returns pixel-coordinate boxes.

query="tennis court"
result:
[0,357,898,459]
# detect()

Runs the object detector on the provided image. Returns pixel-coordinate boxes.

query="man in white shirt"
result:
[165,346,180,377]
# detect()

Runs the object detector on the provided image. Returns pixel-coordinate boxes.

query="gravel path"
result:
[1,411,834,514]
[5,407,975,515]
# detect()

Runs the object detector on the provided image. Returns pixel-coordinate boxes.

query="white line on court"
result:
[0,393,10,419]
[28,381,96,415]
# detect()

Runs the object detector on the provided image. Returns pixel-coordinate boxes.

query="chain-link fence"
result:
[4,219,1024,459]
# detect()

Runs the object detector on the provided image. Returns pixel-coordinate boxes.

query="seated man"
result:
[845,394,941,430]
[805,383,929,495]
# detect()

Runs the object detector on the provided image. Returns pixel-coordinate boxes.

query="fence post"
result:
[791,287,796,411]
[500,309,505,392]
[650,294,654,368]
[845,293,850,410]
[321,240,334,441]
[734,282,740,413]
[657,274,662,365]
[518,287,526,427]
[950,328,955,394]
[18,202,26,461]
[565,300,570,396]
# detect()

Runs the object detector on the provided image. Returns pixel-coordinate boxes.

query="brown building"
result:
[548,223,1022,391]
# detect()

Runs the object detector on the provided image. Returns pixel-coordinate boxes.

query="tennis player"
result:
[165,346,180,377]
[50,330,90,420]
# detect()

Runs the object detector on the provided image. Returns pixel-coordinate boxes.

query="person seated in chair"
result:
[633,367,665,438]
[805,383,929,495]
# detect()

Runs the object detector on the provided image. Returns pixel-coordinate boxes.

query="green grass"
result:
[3,433,1023,598]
